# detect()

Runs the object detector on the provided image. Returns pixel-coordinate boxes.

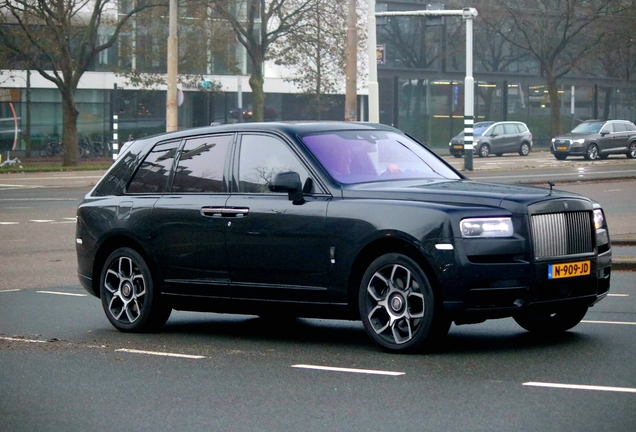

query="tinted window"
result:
[171,135,232,193]
[238,134,310,193]
[127,140,180,194]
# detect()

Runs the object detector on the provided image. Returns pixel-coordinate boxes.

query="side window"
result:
[238,134,310,194]
[504,124,517,134]
[492,125,504,136]
[625,123,636,132]
[600,124,613,134]
[613,123,627,133]
[516,124,528,133]
[171,134,232,193]
[127,140,180,194]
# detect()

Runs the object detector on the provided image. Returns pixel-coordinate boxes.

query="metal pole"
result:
[344,0,357,121]
[166,0,178,132]
[367,0,379,123]
[112,83,119,160]
[462,8,477,171]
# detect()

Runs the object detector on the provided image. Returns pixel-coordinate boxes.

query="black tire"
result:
[513,306,588,334]
[627,142,636,159]
[584,144,599,160]
[554,154,567,161]
[100,247,171,332]
[358,253,450,353]
[518,142,531,156]
[478,144,490,158]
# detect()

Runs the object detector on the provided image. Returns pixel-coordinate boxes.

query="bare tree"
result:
[271,0,366,120]
[0,0,164,166]
[203,0,312,122]
[475,0,622,135]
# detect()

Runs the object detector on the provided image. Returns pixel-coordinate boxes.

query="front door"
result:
[224,133,330,302]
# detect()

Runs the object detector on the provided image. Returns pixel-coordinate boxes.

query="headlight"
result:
[593,209,605,230]
[460,217,514,238]
[573,139,585,144]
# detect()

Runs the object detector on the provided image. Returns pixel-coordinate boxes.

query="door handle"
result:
[200,207,249,217]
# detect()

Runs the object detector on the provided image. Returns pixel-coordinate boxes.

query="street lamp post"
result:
[166,0,178,132]
[368,5,479,170]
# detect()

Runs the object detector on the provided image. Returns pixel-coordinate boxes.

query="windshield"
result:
[302,130,460,184]
[571,122,603,134]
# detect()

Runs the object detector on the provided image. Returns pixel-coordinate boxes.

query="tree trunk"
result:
[544,67,562,136]
[249,66,265,122]
[61,90,79,166]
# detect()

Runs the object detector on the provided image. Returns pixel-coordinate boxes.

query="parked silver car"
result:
[449,121,533,158]
[551,119,636,160]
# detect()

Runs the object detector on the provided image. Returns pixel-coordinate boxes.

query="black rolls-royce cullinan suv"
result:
[76,122,612,353]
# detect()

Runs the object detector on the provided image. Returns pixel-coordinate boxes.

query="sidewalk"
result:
[611,234,636,271]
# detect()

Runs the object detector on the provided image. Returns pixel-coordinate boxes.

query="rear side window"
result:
[516,123,528,133]
[625,123,636,132]
[127,140,180,194]
[503,124,517,134]
[172,135,232,193]
[613,123,627,133]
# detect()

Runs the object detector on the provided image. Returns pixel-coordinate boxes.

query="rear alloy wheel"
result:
[518,142,531,156]
[513,306,589,334]
[628,142,636,159]
[584,144,599,160]
[100,247,171,332]
[478,144,490,158]
[358,253,450,353]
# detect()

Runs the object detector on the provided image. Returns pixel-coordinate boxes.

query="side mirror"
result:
[268,171,304,203]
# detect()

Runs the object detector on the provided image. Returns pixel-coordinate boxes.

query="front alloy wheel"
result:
[628,142,636,159]
[359,254,449,353]
[478,144,490,158]
[519,142,531,156]
[100,247,171,332]
[585,144,599,160]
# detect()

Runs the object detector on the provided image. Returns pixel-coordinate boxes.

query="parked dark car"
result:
[76,122,612,353]
[551,119,636,160]
[449,121,533,158]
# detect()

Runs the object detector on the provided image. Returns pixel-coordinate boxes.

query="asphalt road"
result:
[1,154,635,431]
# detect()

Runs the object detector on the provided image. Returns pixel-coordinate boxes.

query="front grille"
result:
[552,139,571,150]
[531,211,593,259]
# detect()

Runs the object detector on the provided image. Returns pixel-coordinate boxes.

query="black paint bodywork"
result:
[76,122,612,324]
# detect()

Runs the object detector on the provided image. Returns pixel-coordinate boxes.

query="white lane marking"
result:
[608,293,629,297]
[0,289,21,292]
[31,219,55,223]
[603,189,622,192]
[476,168,636,181]
[0,336,46,343]
[292,364,405,376]
[37,290,87,297]
[0,221,19,225]
[0,175,102,181]
[582,320,636,325]
[524,382,636,394]
[115,348,206,359]
[51,220,76,224]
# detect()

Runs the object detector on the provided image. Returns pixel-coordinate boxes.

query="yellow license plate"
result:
[557,146,567,151]
[453,145,463,149]
[548,260,591,279]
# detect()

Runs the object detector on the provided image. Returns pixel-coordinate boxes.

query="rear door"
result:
[151,134,234,296]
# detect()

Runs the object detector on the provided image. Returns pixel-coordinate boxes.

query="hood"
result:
[553,132,596,139]
[341,179,592,213]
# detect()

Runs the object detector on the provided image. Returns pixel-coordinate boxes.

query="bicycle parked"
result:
[39,135,64,157]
